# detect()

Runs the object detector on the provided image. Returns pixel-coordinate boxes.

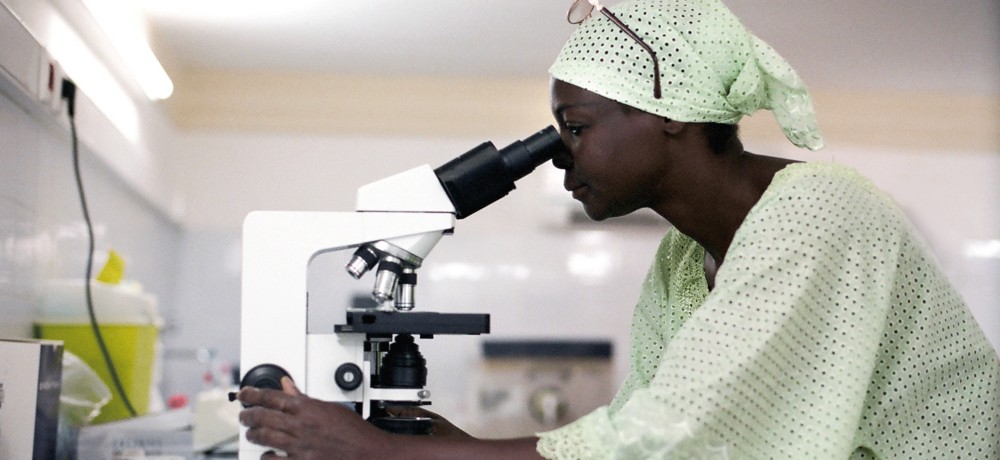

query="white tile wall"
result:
[0,90,183,343]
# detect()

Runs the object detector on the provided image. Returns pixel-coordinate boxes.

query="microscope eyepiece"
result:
[434,126,567,219]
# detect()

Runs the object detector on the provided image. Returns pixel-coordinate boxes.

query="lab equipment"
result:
[470,340,614,438]
[36,279,160,423]
[238,126,566,457]
[0,339,63,460]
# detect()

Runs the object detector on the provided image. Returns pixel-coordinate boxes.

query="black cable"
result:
[63,78,138,417]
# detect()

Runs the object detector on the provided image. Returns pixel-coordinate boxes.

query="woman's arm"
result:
[238,377,544,459]
[383,435,543,460]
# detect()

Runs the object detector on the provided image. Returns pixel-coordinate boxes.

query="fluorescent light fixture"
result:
[81,0,173,100]
[47,14,140,141]
[141,0,325,23]
[963,239,1000,260]
[567,250,613,281]
[496,264,531,281]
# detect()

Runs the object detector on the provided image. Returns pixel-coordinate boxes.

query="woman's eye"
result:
[566,125,584,136]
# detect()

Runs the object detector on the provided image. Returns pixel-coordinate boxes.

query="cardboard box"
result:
[0,339,63,460]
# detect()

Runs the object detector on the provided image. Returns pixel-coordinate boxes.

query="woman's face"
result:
[550,79,674,221]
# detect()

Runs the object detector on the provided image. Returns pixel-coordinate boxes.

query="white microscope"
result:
[237,126,566,457]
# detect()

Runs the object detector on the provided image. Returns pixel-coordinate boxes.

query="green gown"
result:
[537,162,1000,459]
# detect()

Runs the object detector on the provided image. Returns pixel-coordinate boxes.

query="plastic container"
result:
[34,280,160,424]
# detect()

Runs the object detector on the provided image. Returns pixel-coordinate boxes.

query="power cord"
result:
[62,78,138,417]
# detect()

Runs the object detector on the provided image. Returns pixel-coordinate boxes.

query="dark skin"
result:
[236,79,797,458]
[238,377,542,459]
[550,79,796,279]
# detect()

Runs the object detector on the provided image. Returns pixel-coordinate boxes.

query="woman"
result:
[238,1,1000,458]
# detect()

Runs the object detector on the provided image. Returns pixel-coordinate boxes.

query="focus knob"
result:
[238,364,292,407]
[335,363,364,391]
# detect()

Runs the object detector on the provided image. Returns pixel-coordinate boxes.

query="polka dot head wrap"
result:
[550,0,824,150]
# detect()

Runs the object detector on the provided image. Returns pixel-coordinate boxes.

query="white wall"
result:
[0,0,184,415]
[0,90,183,338]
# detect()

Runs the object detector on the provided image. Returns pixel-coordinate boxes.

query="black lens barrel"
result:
[434,126,566,219]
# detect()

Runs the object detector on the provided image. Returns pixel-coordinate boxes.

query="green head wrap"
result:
[550,0,824,150]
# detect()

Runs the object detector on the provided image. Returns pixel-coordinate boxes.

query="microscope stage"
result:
[334,311,490,336]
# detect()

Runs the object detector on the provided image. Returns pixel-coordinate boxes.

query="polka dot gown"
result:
[536,163,1000,459]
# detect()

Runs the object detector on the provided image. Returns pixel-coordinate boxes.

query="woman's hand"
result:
[238,377,390,459]
[238,377,543,459]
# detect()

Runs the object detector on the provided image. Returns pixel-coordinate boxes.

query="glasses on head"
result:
[567,0,662,99]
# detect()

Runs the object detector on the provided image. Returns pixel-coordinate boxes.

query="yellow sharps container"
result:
[35,280,160,424]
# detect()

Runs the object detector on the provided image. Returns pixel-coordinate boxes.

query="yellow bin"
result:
[35,280,160,424]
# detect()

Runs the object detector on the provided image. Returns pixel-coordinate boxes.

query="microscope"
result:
[237,126,566,457]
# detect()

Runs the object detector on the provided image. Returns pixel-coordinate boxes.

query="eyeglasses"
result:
[567,0,662,99]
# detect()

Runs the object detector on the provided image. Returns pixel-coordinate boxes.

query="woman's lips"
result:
[570,184,590,200]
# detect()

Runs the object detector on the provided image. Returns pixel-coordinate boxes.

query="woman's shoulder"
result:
[740,161,911,246]
[770,161,873,192]
[759,161,897,215]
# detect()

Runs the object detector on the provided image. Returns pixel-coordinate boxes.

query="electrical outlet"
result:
[49,62,65,115]
[36,50,64,114]
[36,51,56,103]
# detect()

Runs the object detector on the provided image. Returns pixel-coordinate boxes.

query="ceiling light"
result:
[140,0,325,23]
[81,0,173,100]
[963,239,1000,260]
[47,15,140,141]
